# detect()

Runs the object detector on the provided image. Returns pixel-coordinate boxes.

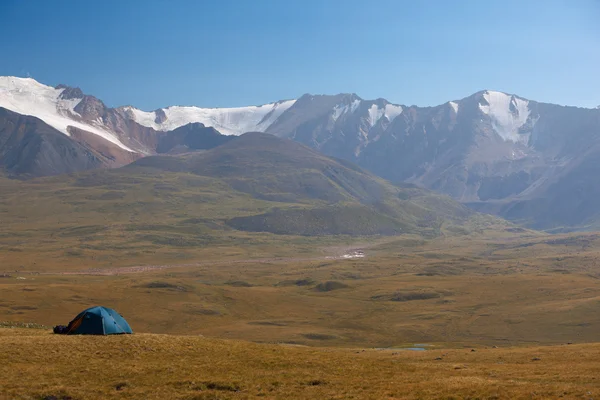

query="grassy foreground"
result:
[1,328,599,400]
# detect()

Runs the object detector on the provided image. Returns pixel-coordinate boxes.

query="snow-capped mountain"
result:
[2,75,600,230]
[0,77,132,151]
[266,89,543,199]
[264,89,600,231]
[0,77,246,173]
[122,100,296,135]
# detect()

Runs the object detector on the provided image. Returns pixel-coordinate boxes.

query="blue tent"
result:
[66,306,132,335]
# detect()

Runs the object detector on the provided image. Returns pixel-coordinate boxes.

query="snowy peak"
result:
[126,91,403,137]
[311,93,404,126]
[478,90,532,143]
[0,77,132,151]
[124,99,297,136]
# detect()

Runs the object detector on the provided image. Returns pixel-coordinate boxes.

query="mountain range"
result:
[1,76,599,231]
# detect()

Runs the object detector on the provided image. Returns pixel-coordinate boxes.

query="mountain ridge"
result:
[2,76,600,232]
[9,75,596,144]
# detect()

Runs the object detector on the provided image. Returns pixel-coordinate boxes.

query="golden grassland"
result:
[4,145,600,398]
[3,232,600,348]
[3,173,600,399]
[2,232,600,399]
[0,171,368,273]
[1,328,600,399]
[0,165,509,273]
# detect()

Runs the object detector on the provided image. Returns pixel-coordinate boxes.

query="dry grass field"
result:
[3,166,600,398]
[2,328,600,400]
[3,231,600,348]
[3,232,600,399]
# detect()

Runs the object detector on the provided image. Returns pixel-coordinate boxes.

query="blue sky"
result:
[1,0,598,109]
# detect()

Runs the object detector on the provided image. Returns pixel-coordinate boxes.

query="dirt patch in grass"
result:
[247,321,287,326]
[276,278,316,287]
[39,393,74,400]
[301,333,338,340]
[415,271,442,276]
[185,308,221,316]
[0,321,49,329]
[224,280,253,287]
[58,225,106,238]
[139,282,188,292]
[172,380,240,392]
[372,291,441,302]
[314,281,348,292]
[87,191,126,201]
[415,266,463,276]
[9,305,38,311]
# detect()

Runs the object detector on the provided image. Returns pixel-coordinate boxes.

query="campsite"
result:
[52,306,132,335]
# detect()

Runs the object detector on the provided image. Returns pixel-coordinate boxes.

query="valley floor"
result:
[1,328,599,400]
[5,233,600,348]
[4,233,600,398]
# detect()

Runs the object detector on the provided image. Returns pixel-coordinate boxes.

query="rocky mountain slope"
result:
[0,107,106,177]
[266,91,599,231]
[1,76,599,230]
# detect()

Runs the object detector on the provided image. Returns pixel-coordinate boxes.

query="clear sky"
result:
[1,0,598,110]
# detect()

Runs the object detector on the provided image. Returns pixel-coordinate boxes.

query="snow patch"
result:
[342,250,365,259]
[367,104,385,127]
[0,77,133,151]
[341,253,365,259]
[478,90,531,143]
[449,101,459,114]
[128,100,296,136]
[384,104,403,122]
[367,103,403,126]
[325,250,365,260]
[331,99,362,123]
[331,104,345,122]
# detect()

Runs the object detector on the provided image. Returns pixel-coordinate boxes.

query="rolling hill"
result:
[126,132,498,236]
[0,132,508,273]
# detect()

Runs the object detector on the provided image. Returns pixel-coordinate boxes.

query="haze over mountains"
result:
[1,76,599,231]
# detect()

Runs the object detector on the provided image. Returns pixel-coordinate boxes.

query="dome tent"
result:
[66,306,132,335]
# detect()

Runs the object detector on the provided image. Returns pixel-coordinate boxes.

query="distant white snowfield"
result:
[0,77,133,151]
[123,100,297,136]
